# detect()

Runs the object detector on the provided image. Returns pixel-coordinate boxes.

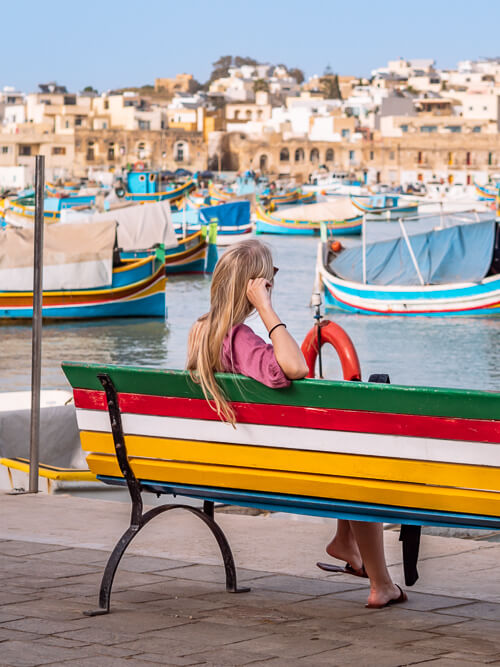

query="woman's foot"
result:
[325,535,363,572]
[366,583,407,609]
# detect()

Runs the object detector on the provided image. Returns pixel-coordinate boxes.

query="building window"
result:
[174,141,187,162]
[246,110,252,119]
[86,140,94,161]
[325,148,334,162]
[349,150,355,161]
[104,100,109,110]
[488,152,493,166]
[417,151,423,164]
[259,154,268,171]
[75,116,83,127]
[466,152,471,166]
[65,120,70,129]
[420,125,437,133]
[19,145,31,156]
[310,148,320,163]
[400,124,408,133]
[234,110,240,120]
[138,120,150,130]
[1,146,8,154]
[108,142,115,161]
[341,129,350,138]
[389,151,395,160]
[472,126,481,133]
[52,147,66,155]
[63,95,76,105]
[294,148,304,162]
[279,148,289,162]
[445,126,461,133]
[369,150,374,161]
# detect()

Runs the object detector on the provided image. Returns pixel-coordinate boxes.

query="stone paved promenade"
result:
[1,493,500,666]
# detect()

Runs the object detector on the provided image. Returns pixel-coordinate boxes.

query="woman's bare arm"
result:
[247,278,309,380]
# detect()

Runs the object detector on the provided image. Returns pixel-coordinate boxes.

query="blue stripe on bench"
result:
[98,475,500,531]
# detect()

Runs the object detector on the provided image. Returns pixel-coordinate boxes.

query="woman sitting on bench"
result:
[187,239,406,609]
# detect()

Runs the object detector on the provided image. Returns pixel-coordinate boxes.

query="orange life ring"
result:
[300,320,361,380]
[134,161,146,171]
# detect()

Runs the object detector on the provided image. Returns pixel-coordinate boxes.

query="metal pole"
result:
[399,217,425,286]
[362,215,367,285]
[29,155,45,493]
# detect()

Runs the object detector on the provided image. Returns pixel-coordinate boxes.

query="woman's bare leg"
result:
[325,519,362,570]
[349,520,402,606]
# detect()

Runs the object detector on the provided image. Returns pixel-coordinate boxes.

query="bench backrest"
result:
[62,362,500,528]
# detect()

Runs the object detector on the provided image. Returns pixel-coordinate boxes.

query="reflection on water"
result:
[1,230,500,393]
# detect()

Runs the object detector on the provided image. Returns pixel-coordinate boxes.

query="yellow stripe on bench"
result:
[86,451,500,518]
[80,431,500,492]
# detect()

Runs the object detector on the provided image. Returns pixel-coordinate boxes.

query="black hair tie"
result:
[268,322,286,338]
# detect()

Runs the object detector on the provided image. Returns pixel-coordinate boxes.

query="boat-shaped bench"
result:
[62,361,500,615]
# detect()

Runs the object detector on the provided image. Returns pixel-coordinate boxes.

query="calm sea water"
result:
[2,224,500,394]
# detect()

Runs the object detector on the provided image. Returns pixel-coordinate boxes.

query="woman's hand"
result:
[247,278,272,312]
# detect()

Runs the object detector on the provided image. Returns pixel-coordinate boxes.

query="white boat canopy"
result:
[0,219,116,290]
[62,200,178,251]
[277,200,360,221]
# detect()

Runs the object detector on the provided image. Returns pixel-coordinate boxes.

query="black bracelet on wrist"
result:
[268,322,286,338]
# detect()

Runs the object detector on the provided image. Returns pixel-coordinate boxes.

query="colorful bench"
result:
[62,361,500,615]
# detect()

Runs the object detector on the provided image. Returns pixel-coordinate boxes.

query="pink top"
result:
[221,323,291,388]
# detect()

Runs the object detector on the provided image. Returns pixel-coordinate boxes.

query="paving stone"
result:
[148,619,268,648]
[0,592,41,606]
[403,635,500,658]
[0,639,96,666]
[0,611,25,623]
[194,603,307,629]
[137,654,205,665]
[28,547,110,565]
[431,619,500,643]
[0,541,68,557]
[0,627,44,642]
[130,577,224,598]
[250,573,364,596]
[196,588,313,607]
[217,632,349,659]
[159,564,274,584]
[0,558,101,579]
[434,601,500,621]
[185,645,294,665]
[33,635,91,649]
[116,554,193,573]
[0,616,95,636]
[0,597,95,622]
[45,658,166,667]
[293,645,440,666]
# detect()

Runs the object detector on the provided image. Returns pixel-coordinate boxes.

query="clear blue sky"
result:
[4,0,500,93]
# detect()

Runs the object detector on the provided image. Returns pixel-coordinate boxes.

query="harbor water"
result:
[2,222,500,395]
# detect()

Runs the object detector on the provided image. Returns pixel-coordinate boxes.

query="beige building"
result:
[73,129,207,176]
[154,74,198,96]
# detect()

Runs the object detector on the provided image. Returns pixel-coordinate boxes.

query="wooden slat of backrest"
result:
[86,453,500,519]
[80,431,500,493]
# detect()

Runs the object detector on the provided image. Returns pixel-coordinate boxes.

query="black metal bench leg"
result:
[399,524,421,586]
[84,374,249,616]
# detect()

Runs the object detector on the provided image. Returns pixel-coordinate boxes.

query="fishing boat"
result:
[0,220,167,319]
[172,200,253,246]
[199,201,253,245]
[261,188,300,207]
[124,171,195,205]
[350,194,418,220]
[124,226,218,275]
[316,213,500,316]
[6,192,97,223]
[256,201,362,236]
[208,182,234,204]
[474,182,497,201]
[66,199,218,276]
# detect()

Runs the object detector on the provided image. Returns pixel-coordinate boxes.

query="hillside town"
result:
[2,55,500,189]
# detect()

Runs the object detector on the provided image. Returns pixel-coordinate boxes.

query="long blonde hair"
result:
[187,239,274,423]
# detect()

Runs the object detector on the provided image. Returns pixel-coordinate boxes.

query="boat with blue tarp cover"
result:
[316,211,500,316]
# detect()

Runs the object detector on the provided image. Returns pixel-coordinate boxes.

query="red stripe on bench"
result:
[73,388,500,444]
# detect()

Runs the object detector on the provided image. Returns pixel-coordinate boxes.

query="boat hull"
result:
[0,257,166,319]
[256,206,362,236]
[319,257,500,317]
